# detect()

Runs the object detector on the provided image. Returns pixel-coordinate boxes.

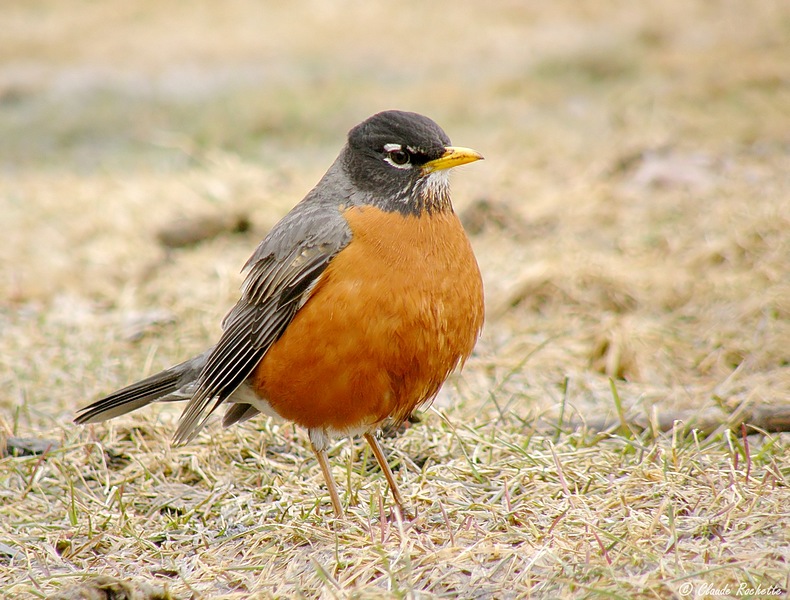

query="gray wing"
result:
[173,196,352,444]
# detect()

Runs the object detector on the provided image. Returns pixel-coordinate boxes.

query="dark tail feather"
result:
[74,354,206,424]
[222,403,261,427]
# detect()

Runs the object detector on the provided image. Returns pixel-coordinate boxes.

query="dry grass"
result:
[1,0,789,598]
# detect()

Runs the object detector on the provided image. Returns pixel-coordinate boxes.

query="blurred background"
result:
[4,1,786,168]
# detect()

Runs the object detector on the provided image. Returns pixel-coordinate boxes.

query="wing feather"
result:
[173,208,351,444]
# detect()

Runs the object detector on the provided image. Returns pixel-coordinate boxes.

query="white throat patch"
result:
[424,168,450,196]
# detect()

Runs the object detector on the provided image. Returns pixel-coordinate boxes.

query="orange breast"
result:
[251,206,484,433]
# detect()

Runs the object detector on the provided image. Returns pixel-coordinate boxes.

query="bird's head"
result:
[343,110,483,215]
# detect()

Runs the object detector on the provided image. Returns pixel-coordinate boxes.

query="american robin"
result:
[75,110,484,518]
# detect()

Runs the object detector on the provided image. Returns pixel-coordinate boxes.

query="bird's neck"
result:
[389,170,453,216]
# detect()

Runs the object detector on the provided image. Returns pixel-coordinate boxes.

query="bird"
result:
[75,110,485,518]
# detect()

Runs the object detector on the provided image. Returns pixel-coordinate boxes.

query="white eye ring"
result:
[383,144,412,169]
[388,150,410,165]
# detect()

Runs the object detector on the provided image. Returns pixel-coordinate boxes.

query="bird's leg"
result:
[310,434,343,518]
[363,432,411,518]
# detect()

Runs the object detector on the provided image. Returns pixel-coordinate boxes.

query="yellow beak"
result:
[423,146,484,173]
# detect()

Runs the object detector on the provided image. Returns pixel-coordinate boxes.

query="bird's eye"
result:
[388,149,411,166]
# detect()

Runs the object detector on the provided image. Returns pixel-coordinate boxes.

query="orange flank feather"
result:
[252,205,484,433]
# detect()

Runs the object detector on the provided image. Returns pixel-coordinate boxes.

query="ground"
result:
[1,1,788,598]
